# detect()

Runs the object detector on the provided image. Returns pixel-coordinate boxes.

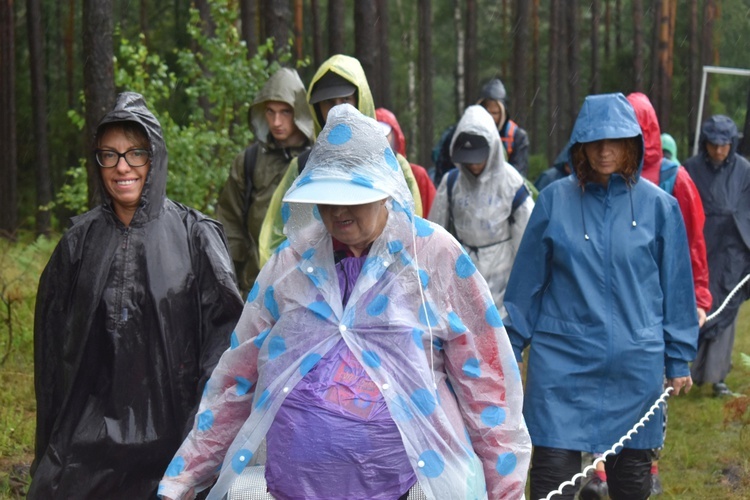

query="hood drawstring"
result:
[580,192,590,241]
[580,184,638,241]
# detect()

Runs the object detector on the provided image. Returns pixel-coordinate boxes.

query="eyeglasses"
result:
[94,148,151,168]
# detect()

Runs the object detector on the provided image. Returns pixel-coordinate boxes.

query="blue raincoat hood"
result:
[566,93,644,181]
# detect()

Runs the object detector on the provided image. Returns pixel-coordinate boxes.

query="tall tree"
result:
[376,0,392,109]
[27,0,52,235]
[262,0,291,62]
[0,0,17,237]
[700,0,718,121]
[293,0,303,63]
[653,0,676,130]
[590,0,601,94]
[454,0,465,116]
[355,1,378,104]
[615,0,622,58]
[194,0,215,37]
[632,0,644,91]
[240,0,258,57]
[328,0,345,55]
[417,0,433,167]
[604,0,611,61]
[65,0,76,108]
[464,0,477,103]
[740,88,750,156]
[310,0,323,67]
[687,0,700,144]
[567,1,580,132]
[556,0,569,149]
[511,0,530,127]
[531,0,540,155]
[547,0,560,160]
[82,0,115,208]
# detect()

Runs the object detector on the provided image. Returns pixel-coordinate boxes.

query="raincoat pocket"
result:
[633,324,662,342]
[536,314,587,337]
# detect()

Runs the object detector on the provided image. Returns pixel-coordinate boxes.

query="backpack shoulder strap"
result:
[509,183,531,225]
[242,143,260,227]
[297,149,312,175]
[446,168,460,237]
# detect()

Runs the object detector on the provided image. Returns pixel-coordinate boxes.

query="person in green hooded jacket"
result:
[216,68,314,297]
[257,54,423,266]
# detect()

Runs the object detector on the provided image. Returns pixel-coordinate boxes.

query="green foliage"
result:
[54,0,294,216]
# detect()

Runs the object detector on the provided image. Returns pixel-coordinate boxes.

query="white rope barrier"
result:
[705,274,750,323]
[543,386,673,500]
[543,274,750,499]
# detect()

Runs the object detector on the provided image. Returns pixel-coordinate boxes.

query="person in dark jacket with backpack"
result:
[685,114,750,397]
[429,104,533,316]
[478,78,531,177]
[216,68,314,297]
[30,92,244,499]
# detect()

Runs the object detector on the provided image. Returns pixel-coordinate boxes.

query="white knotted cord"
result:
[544,274,750,500]
[543,387,673,500]
[705,274,750,323]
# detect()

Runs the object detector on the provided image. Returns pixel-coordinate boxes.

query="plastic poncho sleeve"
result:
[32,241,72,473]
[215,151,255,295]
[436,252,531,498]
[502,196,553,362]
[158,282,272,500]
[258,154,423,267]
[659,200,700,378]
[190,219,249,430]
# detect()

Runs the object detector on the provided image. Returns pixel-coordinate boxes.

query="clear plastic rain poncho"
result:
[429,105,533,316]
[158,104,531,500]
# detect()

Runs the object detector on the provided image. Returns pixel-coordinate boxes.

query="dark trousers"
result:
[530,446,652,500]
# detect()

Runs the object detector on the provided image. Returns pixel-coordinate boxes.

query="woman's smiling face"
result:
[318,200,389,257]
[98,126,150,226]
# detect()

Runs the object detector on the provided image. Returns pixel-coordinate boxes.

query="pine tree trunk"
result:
[590,0,600,94]
[354,1,379,105]
[632,0,644,91]
[511,0,530,127]
[27,0,51,235]
[82,0,115,208]
[417,0,433,167]
[377,0,392,110]
[328,0,345,55]
[547,0,560,161]
[454,0,465,117]
[464,0,477,104]
[310,0,323,66]
[240,0,258,57]
[0,0,18,237]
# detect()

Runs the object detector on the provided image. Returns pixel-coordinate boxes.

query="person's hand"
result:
[697,307,707,327]
[667,375,693,396]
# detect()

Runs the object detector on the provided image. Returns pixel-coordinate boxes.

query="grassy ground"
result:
[0,235,749,499]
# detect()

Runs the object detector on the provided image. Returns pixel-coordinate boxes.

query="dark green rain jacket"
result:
[216,68,314,296]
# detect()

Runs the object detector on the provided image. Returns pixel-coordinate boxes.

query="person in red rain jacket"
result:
[627,93,712,321]
[376,108,437,217]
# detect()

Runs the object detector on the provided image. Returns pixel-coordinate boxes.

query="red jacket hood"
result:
[375,108,407,157]
[626,92,663,185]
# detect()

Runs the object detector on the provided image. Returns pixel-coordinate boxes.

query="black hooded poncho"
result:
[30,92,243,499]
[684,115,750,340]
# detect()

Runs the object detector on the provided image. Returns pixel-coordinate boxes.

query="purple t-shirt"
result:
[265,251,416,499]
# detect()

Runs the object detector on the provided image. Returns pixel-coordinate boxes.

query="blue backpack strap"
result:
[659,158,679,196]
[509,183,531,224]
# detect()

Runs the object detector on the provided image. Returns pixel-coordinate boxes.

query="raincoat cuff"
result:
[664,358,689,379]
[157,480,192,500]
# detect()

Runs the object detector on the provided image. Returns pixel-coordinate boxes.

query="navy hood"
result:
[699,114,739,163]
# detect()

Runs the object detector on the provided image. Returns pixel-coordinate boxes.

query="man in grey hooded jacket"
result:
[216,68,314,297]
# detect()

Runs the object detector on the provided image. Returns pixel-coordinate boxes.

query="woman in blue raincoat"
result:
[159,104,530,500]
[503,93,698,500]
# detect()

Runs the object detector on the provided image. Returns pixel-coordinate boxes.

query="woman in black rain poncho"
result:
[29,92,243,499]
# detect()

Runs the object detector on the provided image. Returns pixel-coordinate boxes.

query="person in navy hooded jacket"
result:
[503,93,699,500]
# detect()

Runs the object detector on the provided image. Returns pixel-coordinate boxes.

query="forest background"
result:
[1,0,750,498]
